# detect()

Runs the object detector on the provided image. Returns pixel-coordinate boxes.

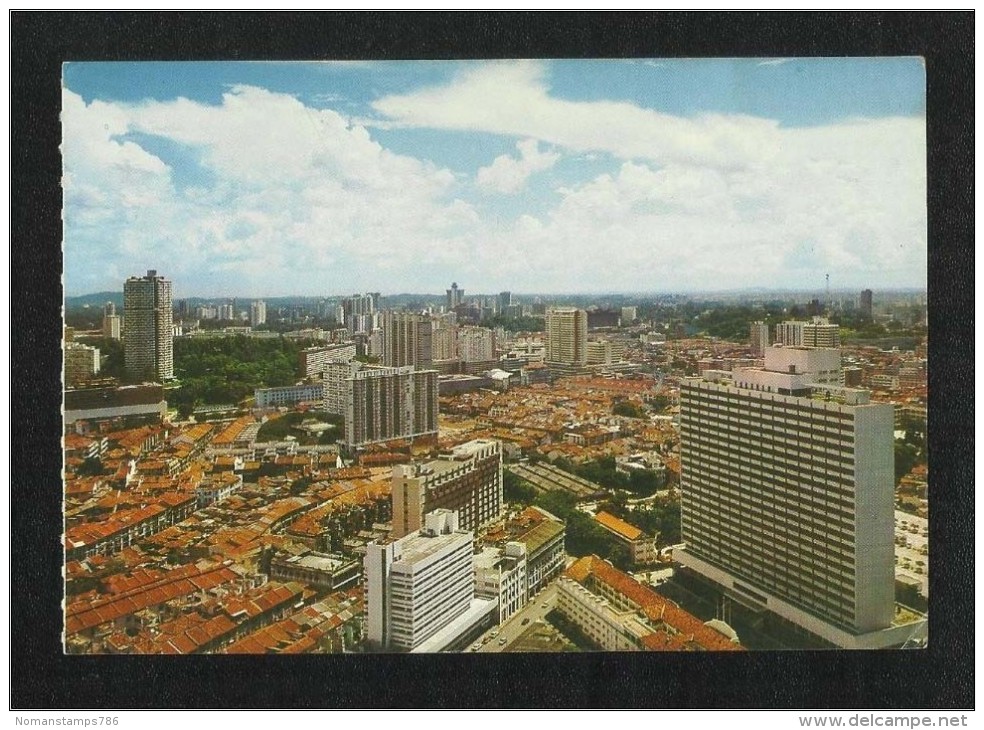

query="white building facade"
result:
[678,348,901,647]
[364,509,474,651]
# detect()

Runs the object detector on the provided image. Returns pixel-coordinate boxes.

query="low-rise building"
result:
[474,542,528,623]
[254,382,326,409]
[594,511,657,566]
[558,556,743,652]
[269,551,361,592]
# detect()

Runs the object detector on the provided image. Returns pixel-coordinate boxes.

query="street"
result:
[472,582,560,653]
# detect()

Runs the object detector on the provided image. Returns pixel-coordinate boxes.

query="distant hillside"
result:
[65,291,123,309]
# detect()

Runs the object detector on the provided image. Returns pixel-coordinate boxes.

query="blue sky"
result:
[62,58,926,297]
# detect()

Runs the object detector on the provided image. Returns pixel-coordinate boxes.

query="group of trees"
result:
[170,336,311,414]
[533,490,631,571]
[894,413,927,485]
[551,455,665,497]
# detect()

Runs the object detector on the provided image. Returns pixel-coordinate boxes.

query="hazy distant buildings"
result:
[102,302,121,340]
[343,293,380,334]
[391,439,503,538]
[546,307,588,366]
[498,291,512,312]
[749,321,770,357]
[446,282,464,311]
[381,311,433,370]
[860,289,874,321]
[677,346,909,648]
[620,306,637,324]
[123,270,173,381]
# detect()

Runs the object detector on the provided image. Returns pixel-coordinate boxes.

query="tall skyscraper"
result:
[860,289,874,321]
[249,300,266,327]
[545,307,588,366]
[123,270,173,381]
[102,301,121,340]
[677,347,908,648]
[392,439,503,538]
[364,509,476,651]
[381,311,433,369]
[749,321,769,357]
[498,291,512,312]
[446,282,464,311]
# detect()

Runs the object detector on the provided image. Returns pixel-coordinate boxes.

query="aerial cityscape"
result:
[61,59,928,654]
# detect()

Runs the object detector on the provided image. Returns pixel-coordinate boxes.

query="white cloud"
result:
[372,61,783,170]
[62,67,926,296]
[476,138,560,194]
[62,85,478,295]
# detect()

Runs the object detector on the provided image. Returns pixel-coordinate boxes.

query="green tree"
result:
[503,470,537,504]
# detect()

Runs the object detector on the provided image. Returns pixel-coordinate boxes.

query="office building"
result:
[64,342,101,387]
[364,509,477,652]
[775,316,840,349]
[381,311,433,370]
[342,364,439,449]
[677,346,910,648]
[620,306,637,324]
[391,439,503,538]
[102,302,121,340]
[545,307,588,366]
[447,282,464,311]
[749,321,770,357]
[250,300,267,327]
[123,270,174,381]
[498,291,512,312]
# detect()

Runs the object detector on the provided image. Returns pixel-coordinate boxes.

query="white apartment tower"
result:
[749,321,770,357]
[677,347,901,648]
[364,509,474,651]
[391,439,503,538]
[123,270,173,381]
[545,307,588,366]
[250,300,267,327]
[102,302,121,340]
[342,364,439,448]
[381,311,433,369]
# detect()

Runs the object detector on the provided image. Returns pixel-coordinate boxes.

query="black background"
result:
[10,11,974,709]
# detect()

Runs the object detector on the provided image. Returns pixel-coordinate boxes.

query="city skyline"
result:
[63,58,926,298]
